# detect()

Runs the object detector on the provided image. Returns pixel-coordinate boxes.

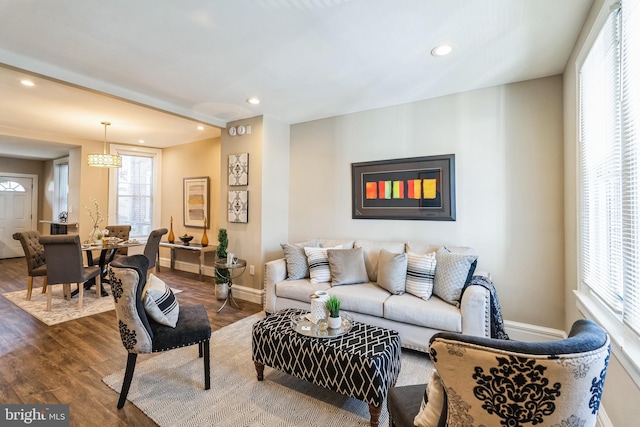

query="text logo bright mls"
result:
[1,405,69,426]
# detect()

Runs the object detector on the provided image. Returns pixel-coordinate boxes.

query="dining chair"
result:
[40,235,102,311]
[143,228,168,273]
[108,254,211,408]
[12,231,48,300]
[105,225,132,258]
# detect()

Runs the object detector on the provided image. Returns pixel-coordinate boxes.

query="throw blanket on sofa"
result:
[462,275,509,340]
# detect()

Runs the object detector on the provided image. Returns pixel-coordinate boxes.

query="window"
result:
[579,0,640,339]
[54,158,69,219]
[0,180,26,192]
[109,145,162,239]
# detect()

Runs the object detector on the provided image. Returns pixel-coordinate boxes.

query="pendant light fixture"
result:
[87,121,122,168]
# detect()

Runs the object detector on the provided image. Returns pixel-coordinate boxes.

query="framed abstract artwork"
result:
[229,152,249,186]
[351,154,456,221]
[228,190,248,223]
[183,176,210,228]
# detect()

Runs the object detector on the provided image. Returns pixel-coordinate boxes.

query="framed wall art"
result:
[228,190,248,223]
[351,154,456,221]
[183,176,210,228]
[229,152,249,186]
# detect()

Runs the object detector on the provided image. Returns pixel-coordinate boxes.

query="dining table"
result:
[71,239,146,297]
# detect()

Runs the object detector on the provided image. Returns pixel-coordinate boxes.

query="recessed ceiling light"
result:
[246,97,261,105]
[431,44,453,57]
[20,79,35,87]
[139,139,145,144]
[197,125,204,130]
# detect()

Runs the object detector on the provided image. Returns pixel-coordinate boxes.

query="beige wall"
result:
[563,0,640,425]
[288,76,565,329]
[160,137,221,264]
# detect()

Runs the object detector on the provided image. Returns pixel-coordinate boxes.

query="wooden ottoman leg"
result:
[368,403,381,427]
[254,361,264,381]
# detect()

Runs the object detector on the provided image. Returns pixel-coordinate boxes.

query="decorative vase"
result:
[89,225,103,244]
[309,291,329,323]
[201,217,209,247]
[215,282,228,300]
[328,315,342,329]
[168,216,175,243]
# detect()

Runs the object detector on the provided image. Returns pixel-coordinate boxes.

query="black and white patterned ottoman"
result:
[252,308,402,427]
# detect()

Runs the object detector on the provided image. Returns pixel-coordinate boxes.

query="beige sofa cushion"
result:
[384,293,462,333]
[275,279,331,303]
[354,239,405,282]
[328,282,389,317]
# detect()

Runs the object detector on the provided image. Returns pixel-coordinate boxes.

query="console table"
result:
[159,241,217,281]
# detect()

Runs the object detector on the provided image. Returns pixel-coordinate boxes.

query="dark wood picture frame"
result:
[351,154,456,221]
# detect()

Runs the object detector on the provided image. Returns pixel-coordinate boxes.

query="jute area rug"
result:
[2,284,115,326]
[103,312,433,427]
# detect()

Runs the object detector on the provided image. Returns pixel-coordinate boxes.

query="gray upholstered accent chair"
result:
[39,234,102,311]
[388,319,610,427]
[12,230,47,300]
[108,254,211,408]
[143,228,167,273]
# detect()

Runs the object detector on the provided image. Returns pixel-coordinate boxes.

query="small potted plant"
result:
[325,295,342,329]
[215,228,230,299]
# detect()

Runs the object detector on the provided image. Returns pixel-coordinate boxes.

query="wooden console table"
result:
[159,241,217,281]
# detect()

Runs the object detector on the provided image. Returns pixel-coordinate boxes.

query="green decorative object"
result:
[215,228,230,285]
[325,295,341,318]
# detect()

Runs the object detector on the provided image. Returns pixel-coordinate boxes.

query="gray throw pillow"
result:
[327,247,368,286]
[376,249,407,295]
[433,247,478,305]
[281,240,320,280]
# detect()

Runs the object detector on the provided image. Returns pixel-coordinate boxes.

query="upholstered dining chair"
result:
[105,225,132,258]
[39,235,102,311]
[143,228,167,273]
[108,254,211,409]
[388,319,610,427]
[12,231,47,300]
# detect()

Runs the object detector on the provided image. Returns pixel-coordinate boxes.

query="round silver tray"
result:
[290,312,354,338]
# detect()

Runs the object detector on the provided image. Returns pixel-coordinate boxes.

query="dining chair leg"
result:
[96,275,101,299]
[46,285,52,312]
[26,276,33,301]
[42,276,47,294]
[63,283,71,300]
[118,353,138,409]
[77,282,84,310]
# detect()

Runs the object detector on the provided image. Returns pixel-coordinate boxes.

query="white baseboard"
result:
[597,406,612,427]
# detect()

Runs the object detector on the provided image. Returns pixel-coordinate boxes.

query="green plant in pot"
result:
[325,295,342,329]
[215,229,230,299]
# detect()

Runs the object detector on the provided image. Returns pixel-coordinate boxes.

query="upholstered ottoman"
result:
[252,308,401,427]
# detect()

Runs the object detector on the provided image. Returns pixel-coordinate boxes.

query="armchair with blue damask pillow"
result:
[388,319,610,427]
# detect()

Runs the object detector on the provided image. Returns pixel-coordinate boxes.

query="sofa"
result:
[264,238,492,353]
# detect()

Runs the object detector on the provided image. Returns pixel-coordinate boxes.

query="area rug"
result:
[102,312,433,427]
[2,285,116,326]
[3,285,182,326]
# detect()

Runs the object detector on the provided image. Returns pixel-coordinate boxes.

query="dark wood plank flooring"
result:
[0,256,263,426]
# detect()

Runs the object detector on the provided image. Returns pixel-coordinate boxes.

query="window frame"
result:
[575,0,640,388]
[108,144,162,239]
[53,157,69,220]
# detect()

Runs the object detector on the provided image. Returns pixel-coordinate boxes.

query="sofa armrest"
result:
[460,283,491,337]
[264,258,287,313]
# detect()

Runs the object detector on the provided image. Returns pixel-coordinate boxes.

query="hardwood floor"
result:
[0,256,263,426]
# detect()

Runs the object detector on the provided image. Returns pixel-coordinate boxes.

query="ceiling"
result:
[0,0,594,160]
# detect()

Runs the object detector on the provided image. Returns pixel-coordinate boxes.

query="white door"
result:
[0,176,35,259]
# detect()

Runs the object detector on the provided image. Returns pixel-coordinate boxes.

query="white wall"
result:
[289,76,565,329]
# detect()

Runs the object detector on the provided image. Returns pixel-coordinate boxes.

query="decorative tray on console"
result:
[290,311,354,338]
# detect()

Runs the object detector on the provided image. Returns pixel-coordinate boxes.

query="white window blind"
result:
[579,0,640,336]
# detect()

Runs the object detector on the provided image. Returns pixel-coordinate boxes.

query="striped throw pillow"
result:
[405,251,437,300]
[143,274,179,327]
[304,245,342,284]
